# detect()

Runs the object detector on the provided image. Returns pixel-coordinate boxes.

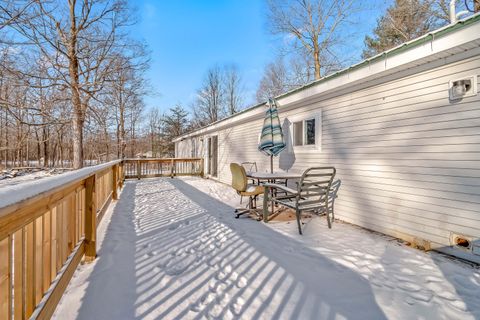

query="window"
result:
[289,112,321,152]
[292,118,316,146]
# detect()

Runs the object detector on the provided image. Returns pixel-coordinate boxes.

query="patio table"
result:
[246,171,302,182]
[246,171,303,222]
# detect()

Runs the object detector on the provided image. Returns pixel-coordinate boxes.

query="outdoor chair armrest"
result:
[262,183,298,196]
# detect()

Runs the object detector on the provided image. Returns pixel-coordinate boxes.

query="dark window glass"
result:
[305,119,315,145]
[293,121,303,146]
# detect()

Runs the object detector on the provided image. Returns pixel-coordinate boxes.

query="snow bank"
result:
[0,160,121,210]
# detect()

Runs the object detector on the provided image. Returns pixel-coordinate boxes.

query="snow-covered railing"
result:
[0,160,124,320]
[123,158,204,179]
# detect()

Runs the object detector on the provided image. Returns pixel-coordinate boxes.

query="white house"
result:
[174,14,480,263]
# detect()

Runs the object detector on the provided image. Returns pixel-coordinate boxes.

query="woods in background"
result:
[192,64,245,128]
[0,0,478,169]
[255,0,478,102]
[0,0,149,168]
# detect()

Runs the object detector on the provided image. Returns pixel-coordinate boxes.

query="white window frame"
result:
[287,111,322,153]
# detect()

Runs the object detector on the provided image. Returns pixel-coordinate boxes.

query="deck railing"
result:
[0,158,200,319]
[123,158,204,179]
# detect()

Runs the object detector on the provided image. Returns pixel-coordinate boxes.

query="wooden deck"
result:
[3,162,479,319]
[0,158,203,320]
[51,177,386,319]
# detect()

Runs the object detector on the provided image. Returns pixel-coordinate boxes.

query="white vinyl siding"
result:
[176,49,480,262]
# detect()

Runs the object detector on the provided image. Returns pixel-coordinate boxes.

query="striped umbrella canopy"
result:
[258,98,286,173]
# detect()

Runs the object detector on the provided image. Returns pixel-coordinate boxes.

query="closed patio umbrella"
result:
[258,98,286,173]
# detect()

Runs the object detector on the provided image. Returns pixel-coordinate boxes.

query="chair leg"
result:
[235,209,249,218]
[235,195,262,220]
[235,196,249,218]
[331,201,335,222]
[326,203,332,229]
[296,208,302,235]
[235,196,254,219]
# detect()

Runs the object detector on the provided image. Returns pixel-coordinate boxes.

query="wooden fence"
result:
[0,158,200,319]
[123,158,203,179]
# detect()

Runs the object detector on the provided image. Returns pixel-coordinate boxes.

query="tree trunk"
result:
[120,106,126,159]
[116,124,120,159]
[104,126,109,161]
[3,109,7,168]
[475,0,480,12]
[35,129,41,166]
[314,47,321,80]
[59,132,64,167]
[43,127,49,167]
[71,107,84,168]
[68,1,84,169]
[119,84,126,159]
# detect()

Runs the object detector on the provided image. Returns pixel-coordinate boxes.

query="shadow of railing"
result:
[68,177,386,320]
[168,178,387,319]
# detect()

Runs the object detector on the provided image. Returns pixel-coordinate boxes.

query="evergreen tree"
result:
[163,105,189,156]
[363,0,439,59]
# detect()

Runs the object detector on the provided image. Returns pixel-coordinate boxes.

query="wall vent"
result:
[449,75,478,101]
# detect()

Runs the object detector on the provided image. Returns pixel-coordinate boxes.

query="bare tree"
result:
[147,107,162,157]
[223,64,243,115]
[193,66,225,126]
[103,48,150,159]
[256,57,290,103]
[267,0,358,80]
[362,0,478,59]
[1,0,134,168]
[363,0,439,58]
[0,0,35,30]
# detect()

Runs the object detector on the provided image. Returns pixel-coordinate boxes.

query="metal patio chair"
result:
[241,161,258,184]
[264,167,336,234]
[241,161,258,174]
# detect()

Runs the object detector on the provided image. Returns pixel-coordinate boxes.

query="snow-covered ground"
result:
[0,169,59,188]
[53,177,480,320]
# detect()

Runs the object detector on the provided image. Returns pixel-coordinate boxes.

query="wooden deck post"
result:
[137,160,141,180]
[84,175,97,262]
[263,186,270,222]
[112,164,118,200]
[118,162,122,188]
[170,159,175,178]
[200,158,204,177]
[120,161,124,187]
[0,237,11,319]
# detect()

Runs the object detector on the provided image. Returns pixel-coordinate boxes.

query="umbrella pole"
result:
[270,155,273,173]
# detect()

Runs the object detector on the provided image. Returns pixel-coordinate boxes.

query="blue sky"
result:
[132,0,391,113]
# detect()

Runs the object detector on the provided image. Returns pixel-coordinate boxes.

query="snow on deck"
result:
[54,177,480,320]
